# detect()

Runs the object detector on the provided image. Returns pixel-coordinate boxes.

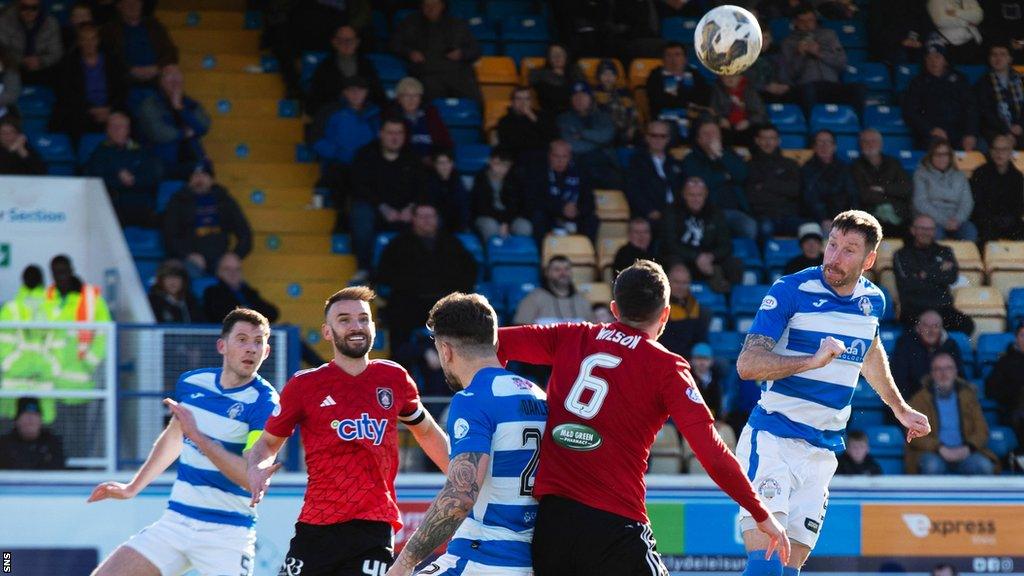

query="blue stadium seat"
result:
[983,407,1000,428]
[123,227,164,259]
[455,143,491,173]
[487,235,539,266]
[730,284,771,325]
[947,330,974,367]
[863,105,909,136]
[844,63,890,92]
[433,98,482,128]
[157,180,184,212]
[467,16,499,42]
[894,64,921,92]
[617,146,636,168]
[878,326,900,355]
[977,332,1014,365]
[448,0,481,19]
[764,238,800,272]
[501,14,549,41]
[480,42,499,56]
[822,19,866,48]
[897,149,925,172]
[988,426,1019,458]
[881,136,914,156]
[848,407,886,431]
[191,274,219,300]
[485,0,537,20]
[371,10,389,42]
[768,103,807,134]
[331,233,351,254]
[779,133,807,149]
[17,85,55,118]
[504,281,539,314]
[134,258,160,287]
[372,232,399,268]
[660,17,698,43]
[732,237,763,269]
[810,104,860,135]
[299,51,327,91]
[366,53,408,82]
[845,48,868,64]
[393,8,417,26]
[491,264,540,285]
[852,377,883,408]
[768,18,792,44]
[77,132,105,166]
[32,133,74,174]
[836,134,860,160]
[708,331,744,362]
[475,281,508,319]
[456,232,485,266]
[875,456,904,475]
[690,282,728,317]
[504,42,547,64]
[1007,287,1024,323]
[877,285,897,323]
[865,425,904,457]
[960,64,987,85]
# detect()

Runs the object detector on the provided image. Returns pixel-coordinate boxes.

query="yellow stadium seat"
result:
[989,271,1024,299]
[217,162,318,188]
[984,241,1024,272]
[1014,154,1024,172]
[205,141,297,164]
[669,146,691,161]
[599,221,628,239]
[594,189,630,222]
[629,58,662,89]
[877,270,900,317]
[954,150,986,174]
[179,53,262,73]
[597,233,627,272]
[158,9,245,29]
[578,58,627,88]
[234,186,313,209]
[197,96,282,118]
[974,317,1008,337]
[939,240,983,284]
[1017,65,1024,74]
[571,265,597,285]
[187,72,282,98]
[649,425,682,474]
[207,118,304,143]
[782,149,813,164]
[874,238,903,272]
[252,234,332,255]
[634,88,650,124]
[954,287,1006,316]
[484,98,510,131]
[245,254,356,283]
[542,234,596,267]
[578,282,612,306]
[474,56,518,85]
[243,207,335,234]
[519,57,547,86]
[162,0,245,10]
[169,29,259,54]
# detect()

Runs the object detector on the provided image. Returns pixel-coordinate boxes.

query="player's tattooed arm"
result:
[387,452,489,576]
[736,333,832,381]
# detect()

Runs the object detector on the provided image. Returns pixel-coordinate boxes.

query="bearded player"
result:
[497,260,788,575]
[246,287,450,576]
[734,211,931,576]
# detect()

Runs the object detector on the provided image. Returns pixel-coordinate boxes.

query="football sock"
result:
[743,551,783,576]
[783,567,800,576]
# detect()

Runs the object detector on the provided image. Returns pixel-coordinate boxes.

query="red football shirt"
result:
[498,322,769,524]
[264,360,424,530]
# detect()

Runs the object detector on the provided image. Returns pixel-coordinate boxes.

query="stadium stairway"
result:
[161,0,356,359]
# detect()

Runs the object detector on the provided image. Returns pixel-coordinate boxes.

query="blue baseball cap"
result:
[692,343,713,358]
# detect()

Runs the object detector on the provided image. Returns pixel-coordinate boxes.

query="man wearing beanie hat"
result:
[557,80,622,188]
[0,397,65,469]
[784,222,826,275]
[903,40,979,151]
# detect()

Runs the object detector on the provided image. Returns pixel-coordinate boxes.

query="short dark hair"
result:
[987,40,1012,54]
[613,259,669,325]
[831,210,883,253]
[490,146,513,162]
[812,128,836,143]
[546,254,571,268]
[755,123,779,136]
[50,254,72,270]
[794,2,816,16]
[847,429,868,443]
[432,148,454,163]
[664,41,686,54]
[324,286,376,316]
[221,307,271,337]
[427,292,498,355]
[511,85,531,98]
[21,265,43,289]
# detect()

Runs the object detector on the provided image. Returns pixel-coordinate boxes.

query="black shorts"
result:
[532,496,669,576]
[278,520,393,576]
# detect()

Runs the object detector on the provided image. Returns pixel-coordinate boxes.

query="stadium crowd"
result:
[1,0,1023,474]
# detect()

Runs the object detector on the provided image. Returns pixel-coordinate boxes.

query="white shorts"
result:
[734,426,838,549]
[125,510,256,576]
[415,553,533,576]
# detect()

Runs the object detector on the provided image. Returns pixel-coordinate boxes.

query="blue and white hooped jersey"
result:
[170,367,279,528]
[747,267,884,452]
[446,367,548,569]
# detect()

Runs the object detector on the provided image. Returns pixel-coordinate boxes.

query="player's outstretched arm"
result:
[244,431,286,507]
[163,398,251,490]
[88,416,183,502]
[386,451,490,576]
[861,335,931,442]
[736,334,846,382]
[407,411,450,474]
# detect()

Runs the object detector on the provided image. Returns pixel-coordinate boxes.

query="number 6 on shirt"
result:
[565,353,622,419]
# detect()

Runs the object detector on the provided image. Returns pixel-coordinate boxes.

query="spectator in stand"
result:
[971,133,1024,242]
[913,138,977,241]
[348,118,425,281]
[904,43,980,151]
[60,2,93,49]
[376,203,477,350]
[0,49,22,119]
[645,41,711,119]
[84,112,162,227]
[162,161,252,276]
[136,65,211,179]
[592,302,614,323]
[0,265,53,424]
[389,76,453,161]
[625,120,684,227]
[0,398,65,470]
[529,43,585,116]
[709,73,766,146]
[688,342,723,417]
[100,0,176,90]
[681,120,756,239]
[305,25,384,117]
[310,76,380,218]
[593,59,640,145]
[147,259,203,324]
[985,321,1024,451]
[496,86,558,167]
[202,252,279,324]
[836,430,883,475]
[471,147,531,240]
[893,214,975,334]
[0,0,62,86]
[612,217,657,275]
[658,262,710,359]
[866,0,932,65]
[660,177,743,294]
[851,128,914,237]
[512,255,594,325]
[558,81,621,188]
[981,0,1024,62]
[51,23,127,141]
[975,42,1024,147]
[391,0,481,102]
[0,117,46,175]
[892,309,966,399]
[425,149,469,233]
[907,352,998,474]
[656,0,706,18]
[745,29,794,105]
[606,0,663,61]
[525,139,599,242]
[802,129,858,229]
[927,0,984,65]
[780,4,860,112]
[784,222,826,275]
[932,564,959,576]
[747,123,804,239]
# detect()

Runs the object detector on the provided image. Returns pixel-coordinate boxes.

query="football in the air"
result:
[694,5,763,76]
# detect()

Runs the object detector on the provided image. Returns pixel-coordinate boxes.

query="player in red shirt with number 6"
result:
[246,287,450,576]
[497,260,789,575]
